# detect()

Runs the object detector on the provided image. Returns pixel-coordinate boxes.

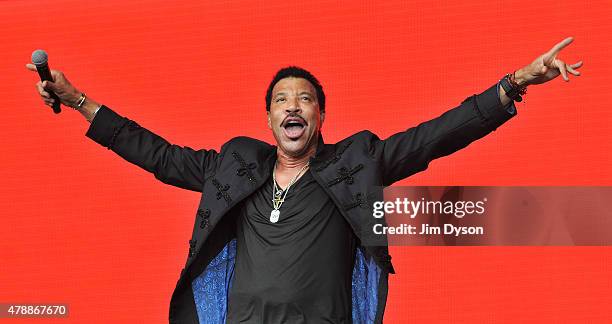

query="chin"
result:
[273,127,316,157]
[280,140,308,156]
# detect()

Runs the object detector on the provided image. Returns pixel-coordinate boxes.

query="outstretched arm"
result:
[377,37,582,186]
[26,65,218,192]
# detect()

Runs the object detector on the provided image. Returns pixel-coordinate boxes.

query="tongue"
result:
[285,125,305,139]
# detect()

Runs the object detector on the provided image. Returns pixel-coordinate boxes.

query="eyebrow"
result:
[274,91,314,97]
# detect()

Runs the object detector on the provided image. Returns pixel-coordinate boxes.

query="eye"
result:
[275,97,286,103]
[301,96,311,101]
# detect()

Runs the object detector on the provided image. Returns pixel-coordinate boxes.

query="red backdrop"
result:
[1,0,611,322]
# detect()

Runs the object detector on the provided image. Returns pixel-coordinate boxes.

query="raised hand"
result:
[515,37,583,86]
[26,63,101,122]
[26,63,82,108]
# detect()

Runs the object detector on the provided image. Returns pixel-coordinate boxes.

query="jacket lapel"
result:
[251,145,277,185]
[309,133,334,169]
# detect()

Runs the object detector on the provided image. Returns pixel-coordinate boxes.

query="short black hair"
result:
[265,66,325,113]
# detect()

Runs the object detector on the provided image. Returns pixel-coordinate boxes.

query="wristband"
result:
[499,73,527,102]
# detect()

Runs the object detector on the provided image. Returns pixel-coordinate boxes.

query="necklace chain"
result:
[270,161,309,222]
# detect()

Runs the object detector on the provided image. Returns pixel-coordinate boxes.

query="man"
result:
[27,37,581,323]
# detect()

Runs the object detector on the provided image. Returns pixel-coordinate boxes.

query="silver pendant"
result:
[270,209,280,223]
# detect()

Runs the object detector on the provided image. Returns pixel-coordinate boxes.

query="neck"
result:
[276,143,316,171]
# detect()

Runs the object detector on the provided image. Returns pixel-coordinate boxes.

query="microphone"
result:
[31,50,61,114]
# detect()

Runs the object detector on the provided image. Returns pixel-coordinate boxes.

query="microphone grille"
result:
[31,49,48,65]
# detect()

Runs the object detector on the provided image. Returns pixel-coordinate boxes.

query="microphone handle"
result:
[36,63,61,114]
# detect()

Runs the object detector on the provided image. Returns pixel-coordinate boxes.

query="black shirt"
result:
[226,170,357,324]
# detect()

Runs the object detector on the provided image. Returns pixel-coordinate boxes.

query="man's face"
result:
[267,77,325,157]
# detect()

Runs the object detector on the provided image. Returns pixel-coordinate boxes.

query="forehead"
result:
[272,77,316,95]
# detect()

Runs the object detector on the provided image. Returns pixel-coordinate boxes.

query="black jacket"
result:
[85,82,516,324]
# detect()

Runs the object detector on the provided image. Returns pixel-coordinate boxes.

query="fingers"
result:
[35,81,56,107]
[28,64,56,106]
[50,70,62,82]
[42,80,57,92]
[570,61,583,69]
[36,82,51,99]
[566,65,581,76]
[556,59,583,81]
[547,37,574,57]
[555,59,569,81]
[43,98,56,106]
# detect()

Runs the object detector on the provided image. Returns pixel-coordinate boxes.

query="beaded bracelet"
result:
[509,71,528,96]
[500,72,528,102]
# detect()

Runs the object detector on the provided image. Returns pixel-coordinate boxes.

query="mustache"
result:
[281,112,308,127]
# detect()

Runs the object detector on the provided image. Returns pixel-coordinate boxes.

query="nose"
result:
[285,96,302,114]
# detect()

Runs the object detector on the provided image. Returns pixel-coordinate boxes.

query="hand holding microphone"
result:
[26,50,101,122]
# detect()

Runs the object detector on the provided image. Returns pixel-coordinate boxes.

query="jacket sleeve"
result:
[375,83,517,186]
[85,105,219,192]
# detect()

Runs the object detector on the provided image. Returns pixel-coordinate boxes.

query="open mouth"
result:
[282,117,307,140]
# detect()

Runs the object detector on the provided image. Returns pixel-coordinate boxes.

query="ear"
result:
[320,111,325,128]
[267,111,272,129]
